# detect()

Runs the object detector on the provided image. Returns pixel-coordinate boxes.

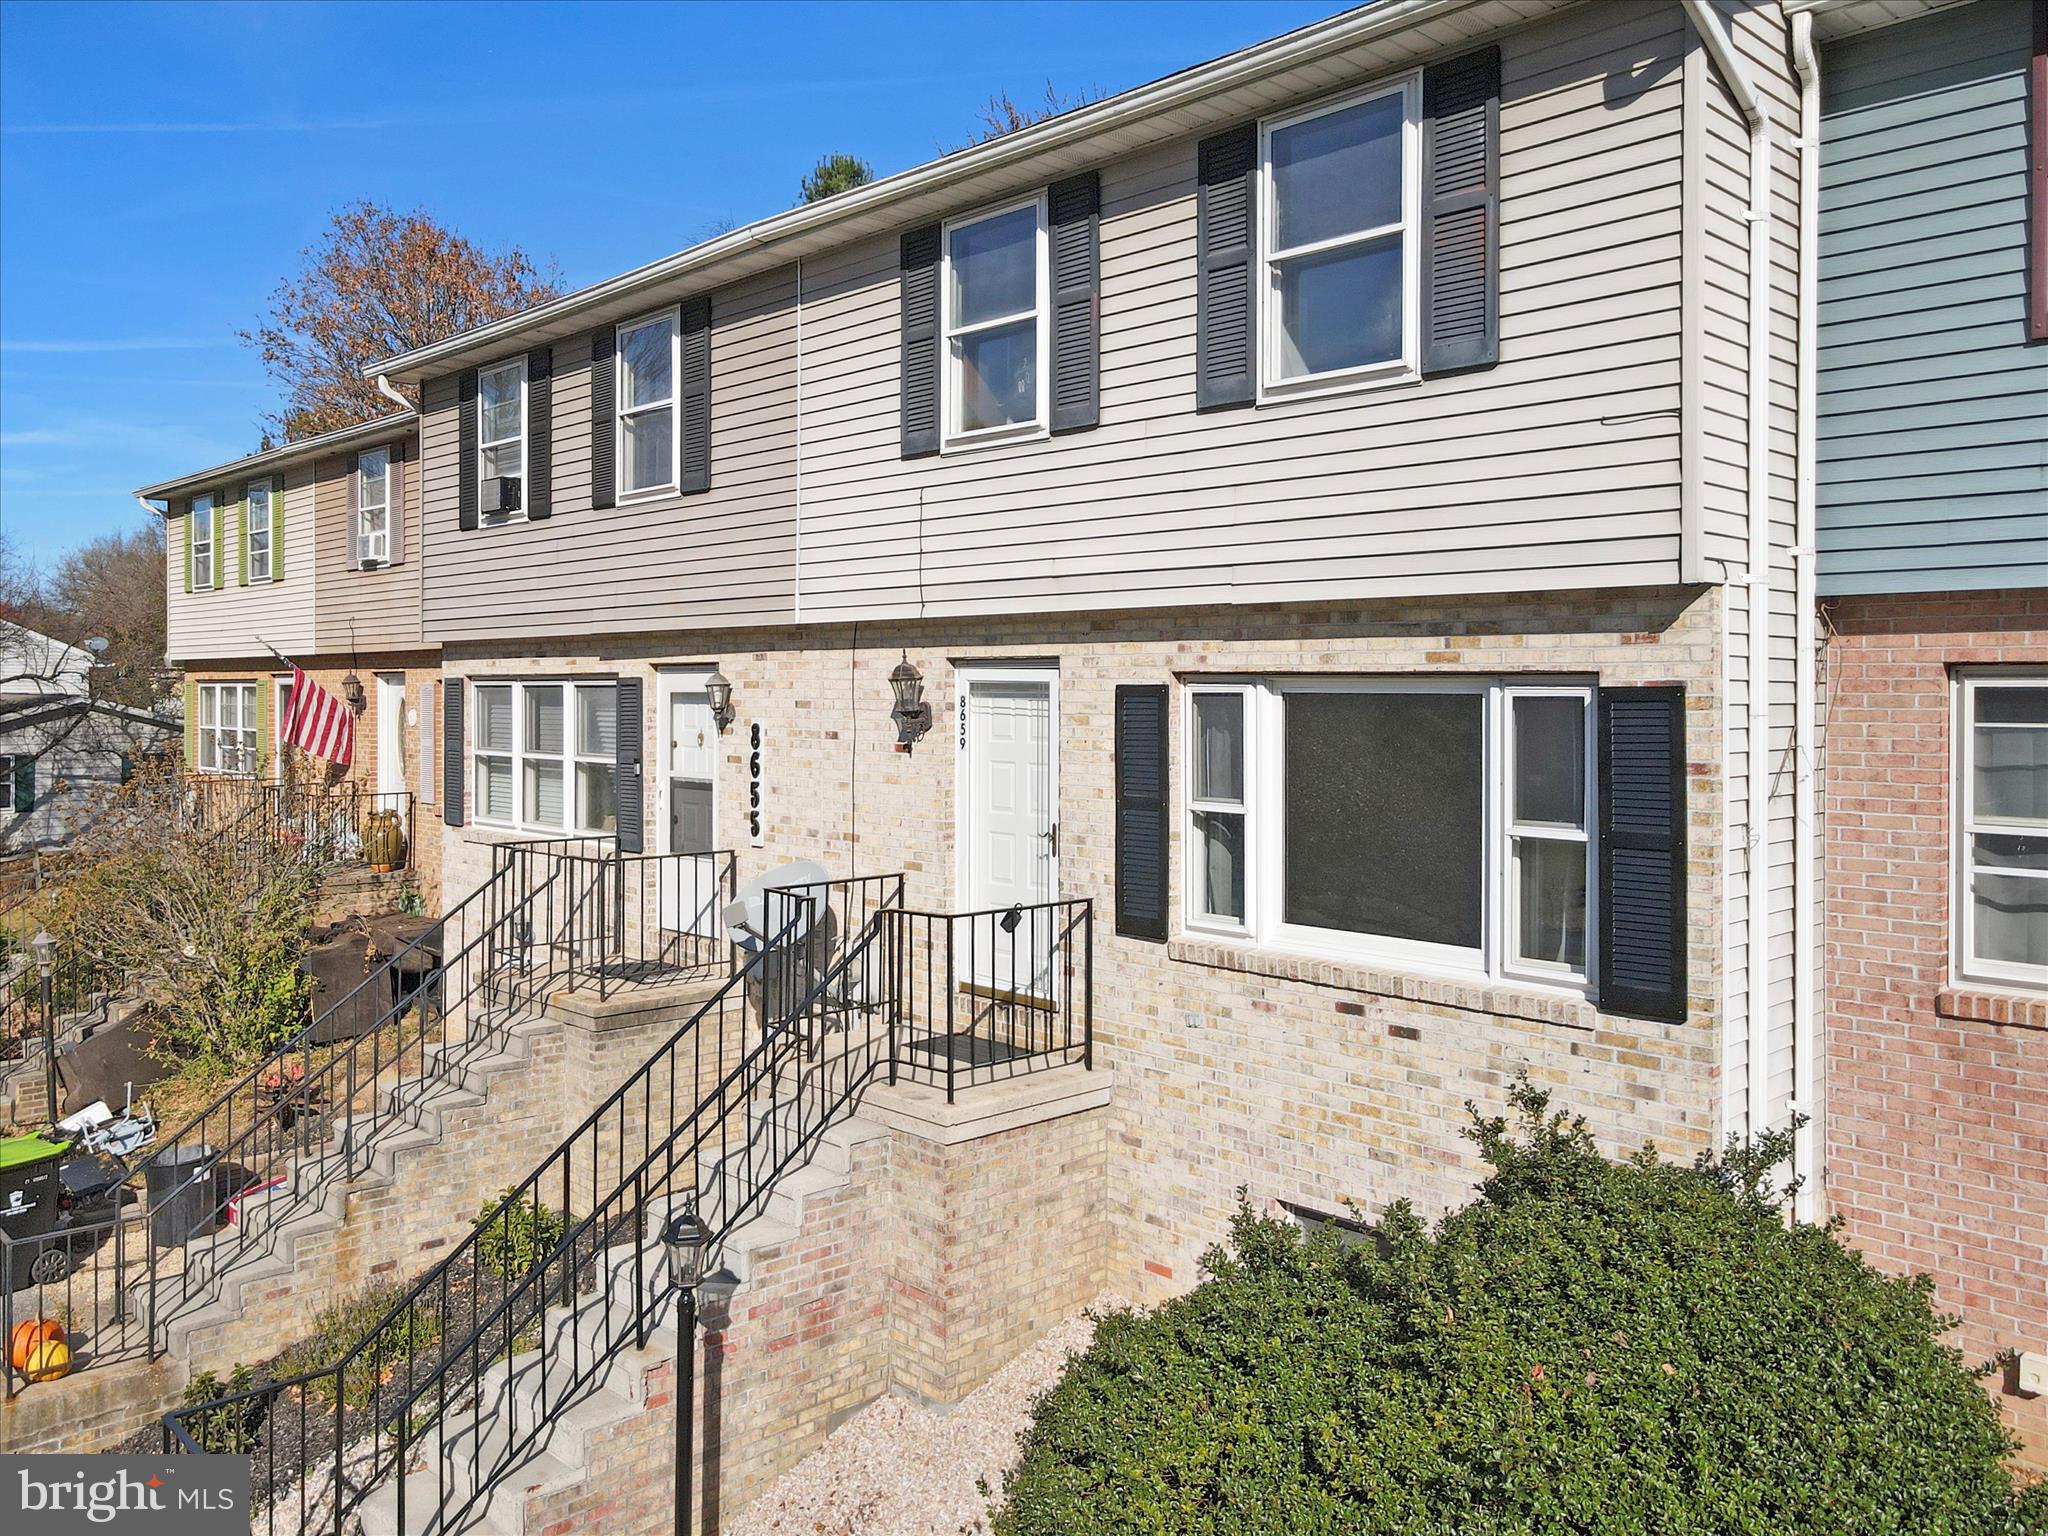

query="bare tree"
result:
[968,81,1104,145]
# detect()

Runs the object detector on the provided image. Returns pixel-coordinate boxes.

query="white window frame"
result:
[939,192,1050,452]
[471,679,618,836]
[477,355,528,515]
[615,305,679,501]
[191,494,214,589]
[1257,75,1422,403]
[244,477,274,582]
[1498,683,1599,988]
[273,674,293,773]
[356,446,391,566]
[1180,676,1597,994]
[572,683,619,835]
[1954,670,2048,992]
[196,680,258,777]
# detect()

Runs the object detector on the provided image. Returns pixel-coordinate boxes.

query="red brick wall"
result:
[1821,590,2048,1461]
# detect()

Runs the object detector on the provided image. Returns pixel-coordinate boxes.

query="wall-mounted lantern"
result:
[889,654,932,749]
[704,668,735,734]
[340,672,367,715]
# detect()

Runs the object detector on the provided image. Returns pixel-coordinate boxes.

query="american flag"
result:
[279,664,355,767]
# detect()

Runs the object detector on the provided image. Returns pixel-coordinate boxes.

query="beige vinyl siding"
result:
[312,439,424,652]
[420,266,799,643]
[163,463,317,665]
[794,0,1688,622]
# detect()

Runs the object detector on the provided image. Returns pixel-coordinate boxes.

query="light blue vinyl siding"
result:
[1815,0,2048,596]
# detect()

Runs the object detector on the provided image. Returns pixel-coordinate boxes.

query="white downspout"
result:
[1788,12,1821,1224]
[1682,0,1773,1146]
[373,373,411,415]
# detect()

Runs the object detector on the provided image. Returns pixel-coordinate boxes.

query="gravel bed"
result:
[728,1292,1128,1536]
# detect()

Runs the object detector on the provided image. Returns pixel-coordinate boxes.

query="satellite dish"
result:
[722,860,830,949]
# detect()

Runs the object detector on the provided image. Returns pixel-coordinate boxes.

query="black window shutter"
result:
[526,346,553,519]
[589,327,617,510]
[1421,45,1502,376]
[678,297,712,494]
[1115,684,1170,941]
[1048,171,1101,435]
[1196,123,1257,412]
[1598,686,1688,1023]
[442,678,465,827]
[614,677,645,854]
[11,756,34,814]
[899,224,942,458]
[456,369,480,531]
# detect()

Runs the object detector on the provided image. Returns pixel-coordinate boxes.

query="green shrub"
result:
[276,1281,442,1409]
[179,1363,262,1453]
[994,1079,2047,1536]
[472,1188,567,1283]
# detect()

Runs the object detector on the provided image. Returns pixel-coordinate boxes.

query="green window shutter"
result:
[182,502,193,593]
[272,476,285,582]
[255,679,272,777]
[235,490,249,586]
[10,757,32,814]
[184,678,198,763]
[212,491,227,589]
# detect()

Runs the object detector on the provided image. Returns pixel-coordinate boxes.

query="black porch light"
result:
[889,654,932,747]
[704,668,735,734]
[340,672,367,715]
[664,1206,709,1292]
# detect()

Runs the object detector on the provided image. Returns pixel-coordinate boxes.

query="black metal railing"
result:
[257,784,417,873]
[162,872,905,1535]
[886,900,1094,1102]
[1,1204,151,1388]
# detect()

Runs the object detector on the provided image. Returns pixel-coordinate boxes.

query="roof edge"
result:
[136,410,418,506]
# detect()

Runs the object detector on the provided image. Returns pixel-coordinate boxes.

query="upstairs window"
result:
[356,446,391,565]
[616,308,677,497]
[1957,673,2048,989]
[478,357,526,511]
[1260,80,1417,395]
[942,195,1047,448]
[245,477,274,582]
[191,494,214,588]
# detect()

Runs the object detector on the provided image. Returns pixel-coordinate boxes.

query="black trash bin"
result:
[143,1143,222,1248]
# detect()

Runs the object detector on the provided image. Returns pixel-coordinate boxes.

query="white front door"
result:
[960,671,1058,995]
[375,674,406,799]
[660,676,719,936]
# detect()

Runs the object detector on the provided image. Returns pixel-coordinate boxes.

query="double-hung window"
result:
[472,680,619,834]
[245,478,274,582]
[1260,78,1418,395]
[191,494,214,588]
[196,680,258,775]
[478,357,526,510]
[941,195,1048,448]
[616,308,677,497]
[1182,677,1596,990]
[356,447,391,565]
[1957,673,2047,989]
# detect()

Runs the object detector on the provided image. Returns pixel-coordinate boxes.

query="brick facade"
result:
[1820,589,2048,1460]
[442,586,1729,1304]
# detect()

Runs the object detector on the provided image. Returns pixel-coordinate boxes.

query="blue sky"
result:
[0,0,1351,572]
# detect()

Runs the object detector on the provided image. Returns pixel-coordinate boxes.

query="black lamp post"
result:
[666,1205,743,1536]
[29,930,56,1122]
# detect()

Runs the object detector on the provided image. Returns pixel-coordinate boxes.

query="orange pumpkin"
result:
[9,1317,63,1372]
[23,1338,71,1382]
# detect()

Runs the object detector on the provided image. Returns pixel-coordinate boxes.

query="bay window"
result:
[1182,677,1596,988]
[1260,79,1417,394]
[942,195,1048,448]
[616,308,677,497]
[245,477,274,581]
[1957,672,2048,988]
[196,680,257,775]
[473,680,619,834]
[356,446,390,564]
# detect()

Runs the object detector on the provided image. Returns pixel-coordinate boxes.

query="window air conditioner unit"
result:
[481,475,523,516]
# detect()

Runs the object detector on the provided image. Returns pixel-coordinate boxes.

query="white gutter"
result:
[1788,11,1821,1223]
[1682,0,1774,1147]
[362,0,1487,382]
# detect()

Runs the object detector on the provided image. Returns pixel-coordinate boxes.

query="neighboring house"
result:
[0,620,178,855]
[135,413,443,897]
[1792,0,2048,1452]
[378,0,1810,1282]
